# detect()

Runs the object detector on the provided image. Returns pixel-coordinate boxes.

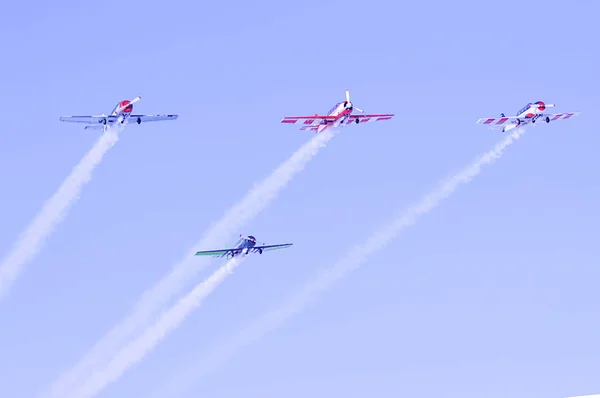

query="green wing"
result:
[256,243,293,252]
[194,249,230,257]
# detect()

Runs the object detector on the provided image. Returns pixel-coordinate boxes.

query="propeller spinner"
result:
[116,96,142,114]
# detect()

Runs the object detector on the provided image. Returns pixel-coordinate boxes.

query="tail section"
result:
[317,124,329,133]
[502,124,519,133]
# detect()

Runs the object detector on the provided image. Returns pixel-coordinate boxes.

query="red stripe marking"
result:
[286,115,336,119]
[303,119,314,124]
[483,118,495,124]
[563,113,573,119]
[551,114,563,120]
[496,117,508,124]
[376,117,391,121]
[281,119,297,123]
[361,117,371,122]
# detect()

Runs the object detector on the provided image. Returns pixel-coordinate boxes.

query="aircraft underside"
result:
[99,115,143,125]
[502,115,552,132]
[229,247,264,257]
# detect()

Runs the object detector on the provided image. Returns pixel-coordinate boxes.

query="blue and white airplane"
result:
[194,235,293,259]
[59,96,178,130]
[476,101,580,132]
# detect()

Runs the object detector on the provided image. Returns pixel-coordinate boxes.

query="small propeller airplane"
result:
[59,96,179,130]
[476,101,581,132]
[281,89,394,133]
[194,235,293,259]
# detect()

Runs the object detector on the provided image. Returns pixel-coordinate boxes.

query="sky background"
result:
[0,0,599,397]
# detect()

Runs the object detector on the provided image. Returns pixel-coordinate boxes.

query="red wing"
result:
[299,125,319,132]
[281,115,339,125]
[545,112,581,121]
[346,114,394,124]
[475,116,516,126]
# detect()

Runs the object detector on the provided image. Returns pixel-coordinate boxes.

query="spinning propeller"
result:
[531,102,555,108]
[116,96,142,113]
[344,89,363,113]
[530,102,555,112]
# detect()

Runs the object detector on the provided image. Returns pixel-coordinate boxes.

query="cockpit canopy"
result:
[327,102,342,115]
[517,103,533,115]
[234,235,256,248]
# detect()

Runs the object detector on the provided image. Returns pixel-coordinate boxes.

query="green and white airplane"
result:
[195,235,293,259]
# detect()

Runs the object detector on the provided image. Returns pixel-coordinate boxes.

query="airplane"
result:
[59,96,179,130]
[476,101,581,132]
[280,89,394,133]
[194,235,293,259]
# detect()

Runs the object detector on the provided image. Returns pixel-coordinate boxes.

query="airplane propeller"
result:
[344,89,363,113]
[116,96,142,113]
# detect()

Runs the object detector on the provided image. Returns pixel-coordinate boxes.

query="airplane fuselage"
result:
[317,100,357,133]
[107,100,133,124]
[98,96,142,126]
[501,101,554,132]
[228,236,258,257]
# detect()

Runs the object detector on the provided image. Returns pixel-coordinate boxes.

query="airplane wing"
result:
[59,115,118,125]
[252,243,293,252]
[476,116,518,127]
[299,126,319,132]
[543,111,581,121]
[281,115,338,126]
[194,248,239,257]
[345,113,395,124]
[128,114,179,123]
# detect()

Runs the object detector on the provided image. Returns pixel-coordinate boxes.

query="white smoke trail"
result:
[40,127,338,398]
[0,125,121,301]
[149,128,526,398]
[66,256,245,398]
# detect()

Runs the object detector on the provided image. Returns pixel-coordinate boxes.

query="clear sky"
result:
[0,0,598,397]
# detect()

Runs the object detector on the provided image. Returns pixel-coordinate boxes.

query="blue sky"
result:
[0,0,599,397]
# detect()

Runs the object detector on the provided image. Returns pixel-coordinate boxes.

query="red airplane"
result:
[281,89,394,133]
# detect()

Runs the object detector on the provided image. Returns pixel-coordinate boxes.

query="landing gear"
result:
[259,248,263,254]
[545,116,550,123]
[101,119,107,125]
[137,117,141,124]
[355,118,359,124]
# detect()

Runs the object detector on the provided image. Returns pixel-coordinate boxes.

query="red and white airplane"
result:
[281,89,394,133]
[59,96,178,130]
[476,101,580,132]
